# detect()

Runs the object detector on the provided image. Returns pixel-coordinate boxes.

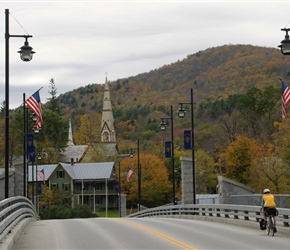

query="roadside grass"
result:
[97,208,138,217]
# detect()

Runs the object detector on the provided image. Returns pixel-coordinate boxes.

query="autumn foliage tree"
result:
[222,136,256,185]
[119,153,171,208]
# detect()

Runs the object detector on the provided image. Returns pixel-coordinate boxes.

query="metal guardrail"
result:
[0,196,39,243]
[128,204,290,227]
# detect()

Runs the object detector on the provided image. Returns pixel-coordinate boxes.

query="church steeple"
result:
[67,118,74,146]
[100,76,116,142]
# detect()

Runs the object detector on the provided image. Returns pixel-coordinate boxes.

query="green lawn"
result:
[97,209,138,217]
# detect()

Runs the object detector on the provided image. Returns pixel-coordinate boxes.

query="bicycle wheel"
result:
[271,216,275,237]
[266,217,270,235]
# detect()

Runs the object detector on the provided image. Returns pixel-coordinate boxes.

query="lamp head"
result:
[279,28,290,55]
[129,149,134,158]
[177,105,186,118]
[33,126,40,134]
[31,113,37,122]
[159,119,167,131]
[18,38,35,61]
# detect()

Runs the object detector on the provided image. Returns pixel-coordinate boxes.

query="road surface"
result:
[12,218,290,249]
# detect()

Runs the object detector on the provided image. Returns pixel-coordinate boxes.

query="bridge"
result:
[0,197,290,249]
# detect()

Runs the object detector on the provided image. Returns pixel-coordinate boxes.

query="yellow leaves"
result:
[74,113,101,144]
[119,153,171,207]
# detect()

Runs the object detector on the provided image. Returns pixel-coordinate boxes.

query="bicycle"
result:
[265,208,277,237]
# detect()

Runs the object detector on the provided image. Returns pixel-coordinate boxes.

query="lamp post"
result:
[177,88,196,204]
[159,105,176,205]
[130,139,140,211]
[118,162,121,217]
[278,28,290,55]
[5,9,35,198]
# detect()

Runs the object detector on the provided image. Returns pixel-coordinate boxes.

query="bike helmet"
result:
[263,188,270,194]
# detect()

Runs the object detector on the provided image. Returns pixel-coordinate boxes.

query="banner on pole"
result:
[184,130,191,150]
[27,134,35,162]
[165,141,172,158]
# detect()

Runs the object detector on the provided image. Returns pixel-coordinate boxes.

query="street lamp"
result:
[177,88,196,204]
[159,105,176,205]
[130,139,140,211]
[5,9,35,198]
[278,28,290,55]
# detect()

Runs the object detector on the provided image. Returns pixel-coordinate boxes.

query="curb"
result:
[0,218,34,250]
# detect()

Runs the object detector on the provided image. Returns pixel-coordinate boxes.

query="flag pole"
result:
[94,182,96,213]
[82,179,84,205]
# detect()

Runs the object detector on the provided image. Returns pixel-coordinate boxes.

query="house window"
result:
[63,183,70,191]
[51,183,58,190]
[57,170,65,179]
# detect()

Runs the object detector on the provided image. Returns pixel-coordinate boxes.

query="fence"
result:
[128,204,290,228]
[0,196,39,243]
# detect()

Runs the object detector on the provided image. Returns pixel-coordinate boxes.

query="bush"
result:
[71,205,98,218]
[39,205,98,220]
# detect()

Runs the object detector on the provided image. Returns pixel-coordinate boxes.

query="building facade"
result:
[29,162,118,211]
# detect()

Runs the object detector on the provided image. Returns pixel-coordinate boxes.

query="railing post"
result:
[244,210,249,220]
[283,214,289,227]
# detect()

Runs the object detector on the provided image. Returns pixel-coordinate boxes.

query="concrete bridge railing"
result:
[0,196,39,243]
[128,204,290,228]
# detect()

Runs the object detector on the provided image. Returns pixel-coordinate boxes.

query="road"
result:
[12,218,290,249]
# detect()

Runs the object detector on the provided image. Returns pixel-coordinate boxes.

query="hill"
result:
[58,44,290,112]
[56,44,290,155]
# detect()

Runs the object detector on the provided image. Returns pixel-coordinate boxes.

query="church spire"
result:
[100,75,116,142]
[67,118,74,146]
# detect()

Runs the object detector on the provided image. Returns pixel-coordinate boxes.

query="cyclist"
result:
[261,188,277,233]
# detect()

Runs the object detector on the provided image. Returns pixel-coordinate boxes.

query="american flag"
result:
[126,167,133,182]
[282,81,290,119]
[38,169,45,183]
[25,91,43,129]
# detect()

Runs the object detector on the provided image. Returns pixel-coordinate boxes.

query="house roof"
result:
[58,145,88,163]
[61,162,115,180]
[28,162,115,182]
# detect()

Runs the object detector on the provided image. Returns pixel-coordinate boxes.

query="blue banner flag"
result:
[114,182,119,193]
[37,183,42,195]
[27,134,35,162]
[184,130,191,150]
[165,141,172,158]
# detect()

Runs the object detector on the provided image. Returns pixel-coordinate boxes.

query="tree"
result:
[237,86,280,140]
[195,149,217,194]
[74,113,101,144]
[254,144,289,193]
[38,185,72,208]
[37,110,68,163]
[119,153,171,208]
[222,136,255,185]
[47,78,61,115]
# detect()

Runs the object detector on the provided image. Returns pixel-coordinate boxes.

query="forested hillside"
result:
[57,44,290,151]
[59,44,290,118]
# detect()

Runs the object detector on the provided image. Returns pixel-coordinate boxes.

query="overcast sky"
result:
[1,1,290,108]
